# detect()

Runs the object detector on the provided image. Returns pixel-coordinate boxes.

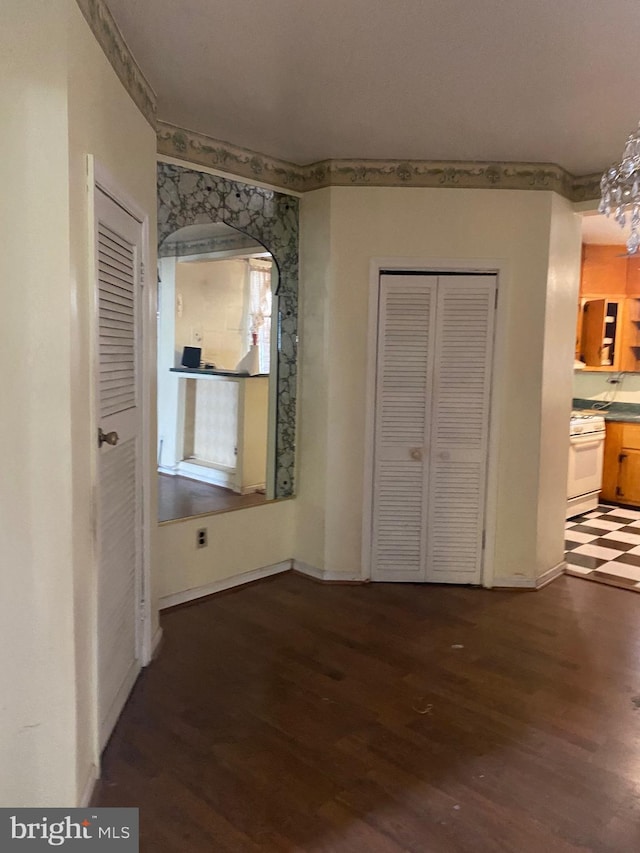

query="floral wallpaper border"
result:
[75,0,156,128]
[158,121,603,202]
[158,232,261,258]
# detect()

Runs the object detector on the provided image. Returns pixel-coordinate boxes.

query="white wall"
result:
[0,0,157,807]
[158,257,182,468]
[175,259,248,370]
[574,370,640,403]
[295,189,332,569]
[296,186,579,586]
[535,195,582,580]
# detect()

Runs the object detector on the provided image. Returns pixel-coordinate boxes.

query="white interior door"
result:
[95,187,143,749]
[371,272,496,584]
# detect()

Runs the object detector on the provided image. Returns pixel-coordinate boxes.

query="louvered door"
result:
[95,187,143,749]
[426,276,496,583]
[371,272,496,584]
[371,275,437,581]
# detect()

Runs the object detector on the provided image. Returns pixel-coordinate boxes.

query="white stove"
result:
[569,411,606,436]
[567,410,606,518]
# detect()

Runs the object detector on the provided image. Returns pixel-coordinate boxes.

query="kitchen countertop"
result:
[170,367,268,378]
[573,398,640,423]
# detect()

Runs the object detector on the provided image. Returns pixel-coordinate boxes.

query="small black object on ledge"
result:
[181,346,201,368]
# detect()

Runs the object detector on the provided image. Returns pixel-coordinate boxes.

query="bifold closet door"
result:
[371,275,437,581]
[425,275,496,583]
[370,272,496,584]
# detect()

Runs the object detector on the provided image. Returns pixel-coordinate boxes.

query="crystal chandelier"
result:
[600,124,640,254]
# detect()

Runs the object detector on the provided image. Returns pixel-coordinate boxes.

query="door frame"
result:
[361,257,510,588]
[88,157,154,760]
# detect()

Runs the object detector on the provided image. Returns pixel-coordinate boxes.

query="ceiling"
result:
[106,0,639,175]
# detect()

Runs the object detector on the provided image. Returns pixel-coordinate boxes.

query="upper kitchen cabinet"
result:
[581,245,628,295]
[576,244,640,372]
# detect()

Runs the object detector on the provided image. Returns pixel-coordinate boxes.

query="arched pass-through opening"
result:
[157,162,299,498]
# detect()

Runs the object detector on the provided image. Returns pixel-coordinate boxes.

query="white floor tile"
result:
[565,564,594,575]
[625,520,640,529]
[572,544,625,561]
[579,519,626,531]
[622,545,640,555]
[604,508,640,520]
[601,530,640,545]
[583,511,606,519]
[564,530,600,543]
[595,562,640,582]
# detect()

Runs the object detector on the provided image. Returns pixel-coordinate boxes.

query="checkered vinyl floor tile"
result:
[565,504,640,592]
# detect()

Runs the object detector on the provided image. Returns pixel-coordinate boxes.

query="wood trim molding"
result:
[75,0,156,128]
[157,120,602,201]
[293,560,367,584]
[536,562,566,589]
[79,764,99,808]
[159,561,293,610]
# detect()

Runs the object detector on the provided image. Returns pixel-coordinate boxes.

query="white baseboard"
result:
[239,482,267,495]
[293,560,364,583]
[78,764,98,807]
[536,561,566,589]
[177,460,234,489]
[159,560,293,609]
[158,464,178,476]
[151,626,163,659]
[492,575,537,589]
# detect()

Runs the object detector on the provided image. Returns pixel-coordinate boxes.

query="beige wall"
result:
[296,185,580,585]
[157,501,295,602]
[0,0,157,807]
[175,259,248,369]
[67,0,158,805]
[0,0,77,808]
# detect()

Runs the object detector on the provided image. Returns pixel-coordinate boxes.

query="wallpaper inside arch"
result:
[157,162,299,497]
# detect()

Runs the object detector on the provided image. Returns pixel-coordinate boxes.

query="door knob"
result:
[410,447,423,461]
[98,428,119,447]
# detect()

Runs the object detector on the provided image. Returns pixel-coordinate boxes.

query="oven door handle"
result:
[569,434,605,448]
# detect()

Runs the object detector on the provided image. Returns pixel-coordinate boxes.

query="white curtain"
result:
[248,259,272,373]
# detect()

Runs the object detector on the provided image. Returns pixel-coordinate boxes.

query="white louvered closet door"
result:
[371,272,496,584]
[95,187,143,749]
[371,275,437,581]
[426,276,496,584]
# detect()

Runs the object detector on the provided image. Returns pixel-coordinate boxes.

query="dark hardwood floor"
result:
[158,473,267,522]
[93,574,640,852]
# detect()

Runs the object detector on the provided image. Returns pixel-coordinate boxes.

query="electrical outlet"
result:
[196,528,208,548]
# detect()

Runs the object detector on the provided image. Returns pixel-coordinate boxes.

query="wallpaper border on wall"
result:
[159,232,260,258]
[157,162,298,498]
[75,0,157,127]
[157,121,603,201]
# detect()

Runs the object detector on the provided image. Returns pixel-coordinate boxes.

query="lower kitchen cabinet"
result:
[601,421,640,506]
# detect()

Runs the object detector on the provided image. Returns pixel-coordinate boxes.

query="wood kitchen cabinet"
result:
[576,245,640,372]
[601,421,640,506]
